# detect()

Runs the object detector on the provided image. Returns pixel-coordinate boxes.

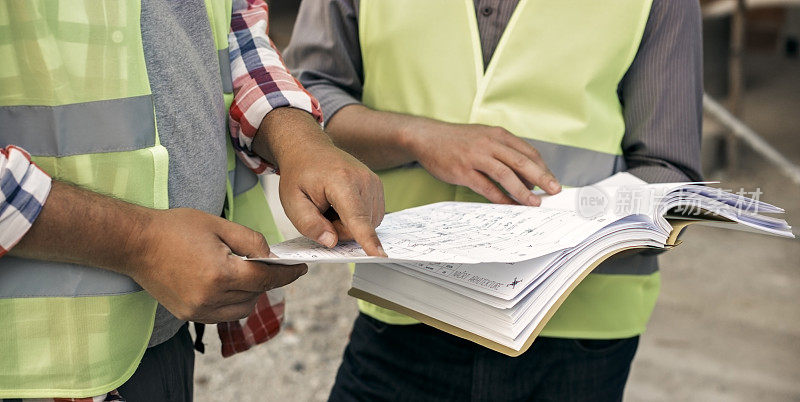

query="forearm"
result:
[324,104,424,170]
[11,181,152,276]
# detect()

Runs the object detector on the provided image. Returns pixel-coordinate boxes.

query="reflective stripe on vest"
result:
[357,0,661,338]
[204,0,234,97]
[0,258,141,298]
[0,96,156,156]
[524,139,626,188]
[218,47,234,94]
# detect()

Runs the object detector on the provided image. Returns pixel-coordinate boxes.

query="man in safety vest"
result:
[286,0,703,400]
[0,0,385,400]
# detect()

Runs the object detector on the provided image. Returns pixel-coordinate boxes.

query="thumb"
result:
[281,189,339,248]
[230,260,308,292]
[217,219,272,258]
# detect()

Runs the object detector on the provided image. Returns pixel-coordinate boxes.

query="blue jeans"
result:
[329,314,639,402]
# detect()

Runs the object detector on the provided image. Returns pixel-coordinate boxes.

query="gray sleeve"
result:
[619,0,704,183]
[283,0,363,123]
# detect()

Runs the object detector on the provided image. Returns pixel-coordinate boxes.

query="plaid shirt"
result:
[2,1,319,400]
[0,146,51,258]
[218,0,323,359]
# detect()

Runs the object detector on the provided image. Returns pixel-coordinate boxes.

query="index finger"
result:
[327,186,387,257]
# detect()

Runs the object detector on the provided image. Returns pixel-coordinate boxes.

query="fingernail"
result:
[377,246,388,257]
[528,194,541,206]
[548,180,561,192]
[318,232,336,248]
[268,252,278,258]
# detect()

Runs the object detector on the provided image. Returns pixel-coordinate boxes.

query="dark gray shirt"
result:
[140,0,230,346]
[284,0,704,183]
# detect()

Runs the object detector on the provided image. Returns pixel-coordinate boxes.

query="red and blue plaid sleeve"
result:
[217,289,286,357]
[218,0,302,358]
[0,146,51,257]
[228,0,324,175]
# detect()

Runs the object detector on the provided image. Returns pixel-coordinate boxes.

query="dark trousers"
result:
[329,314,639,402]
[117,324,195,402]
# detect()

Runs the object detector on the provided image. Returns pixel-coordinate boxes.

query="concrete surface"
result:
[194,12,800,402]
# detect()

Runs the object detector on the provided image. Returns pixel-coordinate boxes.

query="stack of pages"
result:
[256,173,794,356]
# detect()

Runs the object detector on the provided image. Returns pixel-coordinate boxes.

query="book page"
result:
[254,202,617,265]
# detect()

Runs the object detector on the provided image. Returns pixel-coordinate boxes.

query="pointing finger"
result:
[327,186,386,257]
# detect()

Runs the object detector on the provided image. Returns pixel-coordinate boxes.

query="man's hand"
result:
[12,182,308,324]
[324,105,562,206]
[253,107,386,256]
[402,119,562,205]
[130,209,307,323]
[278,145,386,255]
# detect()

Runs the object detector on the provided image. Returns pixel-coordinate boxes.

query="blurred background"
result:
[194,1,800,400]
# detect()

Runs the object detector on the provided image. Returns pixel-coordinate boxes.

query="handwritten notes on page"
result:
[253,202,616,265]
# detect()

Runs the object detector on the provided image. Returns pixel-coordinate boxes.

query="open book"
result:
[255,173,793,356]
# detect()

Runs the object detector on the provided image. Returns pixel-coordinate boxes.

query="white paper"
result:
[255,202,615,265]
[254,173,793,266]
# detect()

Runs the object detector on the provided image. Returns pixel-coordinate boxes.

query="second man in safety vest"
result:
[286,0,703,400]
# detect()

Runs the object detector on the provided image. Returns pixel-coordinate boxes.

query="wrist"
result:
[396,115,435,162]
[117,206,159,279]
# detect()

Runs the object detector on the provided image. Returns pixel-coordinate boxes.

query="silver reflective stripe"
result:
[0,95,156,157]
[522,139,657,275]
[0,257,142,298]
[219,47,233,94]
[233,157,259,196]
[592,253,659,275]
[522,138,626,188]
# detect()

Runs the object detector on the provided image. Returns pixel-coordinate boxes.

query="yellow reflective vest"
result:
[0,0,279,397]
[356,0,662,340]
